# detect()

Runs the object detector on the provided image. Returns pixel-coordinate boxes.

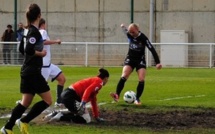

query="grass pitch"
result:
[0,66,215,134]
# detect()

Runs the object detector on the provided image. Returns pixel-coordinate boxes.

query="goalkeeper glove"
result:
[77,101,86,115]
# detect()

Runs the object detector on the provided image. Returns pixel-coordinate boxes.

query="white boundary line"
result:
[157,95,206,101]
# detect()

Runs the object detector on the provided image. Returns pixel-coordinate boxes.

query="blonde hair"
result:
[128,23,139,31]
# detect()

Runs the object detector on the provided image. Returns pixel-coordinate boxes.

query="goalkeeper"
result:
[45,68,109,123]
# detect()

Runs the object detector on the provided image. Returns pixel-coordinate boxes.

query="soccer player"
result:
[46,68,109,123]
[110,23,162,105]
[1,3,52,134]
[39,18,66,107]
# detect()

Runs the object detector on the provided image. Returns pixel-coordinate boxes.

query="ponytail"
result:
[25,3,41,28]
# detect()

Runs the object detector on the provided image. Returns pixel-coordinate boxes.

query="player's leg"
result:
[117,65,133,95]
[111,65,133,102]
[41,67,51,81]
[49,64,66,105]
[17,75,51,134]
[59,108,91,123]
[135,68,146,105]
[1,75,35,133]
[21,92,52,123]
[55,73,66,105]
[48,109,91,124]
[15,94,34,134]
[61,88,79,113]
[2,94,33,133]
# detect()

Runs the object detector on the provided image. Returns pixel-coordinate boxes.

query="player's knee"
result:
[44,99,52,106]
[58,74,66,85]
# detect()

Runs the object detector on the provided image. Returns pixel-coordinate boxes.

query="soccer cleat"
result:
[42,111,58,121]
[110,92,119,102]
[49,112,63,122]
[134,99,141,105]
[16,100,21,105]
[15,119,29,134]
[0,127,14,134]
[54,102,65,108]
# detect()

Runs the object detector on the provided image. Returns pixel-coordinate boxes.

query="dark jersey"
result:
[126,32,160,64]
[21,25,44,76]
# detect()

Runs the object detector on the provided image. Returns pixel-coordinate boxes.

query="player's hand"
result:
[41,50,47,57]
[36,50,47,57]
[77,101,86,115]
[95,117,105,122]
[56,39,61,45]
[156,63,162,70]
[120,23,125,28]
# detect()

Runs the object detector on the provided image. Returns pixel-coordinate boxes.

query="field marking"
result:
[157,95,206,101]
[0,102,107,119]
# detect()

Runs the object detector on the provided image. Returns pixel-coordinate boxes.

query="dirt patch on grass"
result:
[34,107,215,130]
[99,108,215,130]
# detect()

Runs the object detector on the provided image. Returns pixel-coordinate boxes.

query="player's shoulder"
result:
[140,32,146,37]
[94,77,103,83]
[139,32,149,40]
[39,29,47,34]
[28,26,41,38]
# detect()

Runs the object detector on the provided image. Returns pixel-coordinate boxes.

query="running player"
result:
[110,23,162,105]
[1,3,52,134]
[48,68,109,123]
[39,18,66,107]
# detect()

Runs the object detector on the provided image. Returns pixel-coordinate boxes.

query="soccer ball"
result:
[123,91,136,104]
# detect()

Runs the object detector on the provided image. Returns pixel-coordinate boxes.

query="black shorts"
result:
[61,88,81,113]
[20,74,50,95]
[124,55,146,71]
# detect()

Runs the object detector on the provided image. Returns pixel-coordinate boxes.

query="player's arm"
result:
[90,97,99,118]
[35,50,47,57]
[82,82,100,102]
[145,37,162,69]
[121,23,128,34]
[43,39,61,45]
[91,96,105,122]
[41,30,61,45]
[26,33,46,57]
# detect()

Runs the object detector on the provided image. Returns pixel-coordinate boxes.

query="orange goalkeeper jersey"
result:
[70,76,103,118]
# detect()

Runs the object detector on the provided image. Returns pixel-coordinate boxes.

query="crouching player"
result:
[43,68,109,123]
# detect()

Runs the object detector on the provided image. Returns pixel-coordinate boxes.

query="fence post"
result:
[209,44,213,68]
[85,42,88,67]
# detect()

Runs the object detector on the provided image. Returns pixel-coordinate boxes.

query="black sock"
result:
[136,81,145,100]
[5,103,27,130]
[57,85,64,103]
[21,100,49,123]
[60,113,74,122]
[116,77,127,96]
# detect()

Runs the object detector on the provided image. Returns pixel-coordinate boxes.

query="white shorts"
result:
[42,63,62,82]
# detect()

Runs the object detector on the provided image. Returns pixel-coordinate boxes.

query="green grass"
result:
[0,66,215,134]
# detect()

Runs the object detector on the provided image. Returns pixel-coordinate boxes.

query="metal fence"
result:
[0,42,214,68]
